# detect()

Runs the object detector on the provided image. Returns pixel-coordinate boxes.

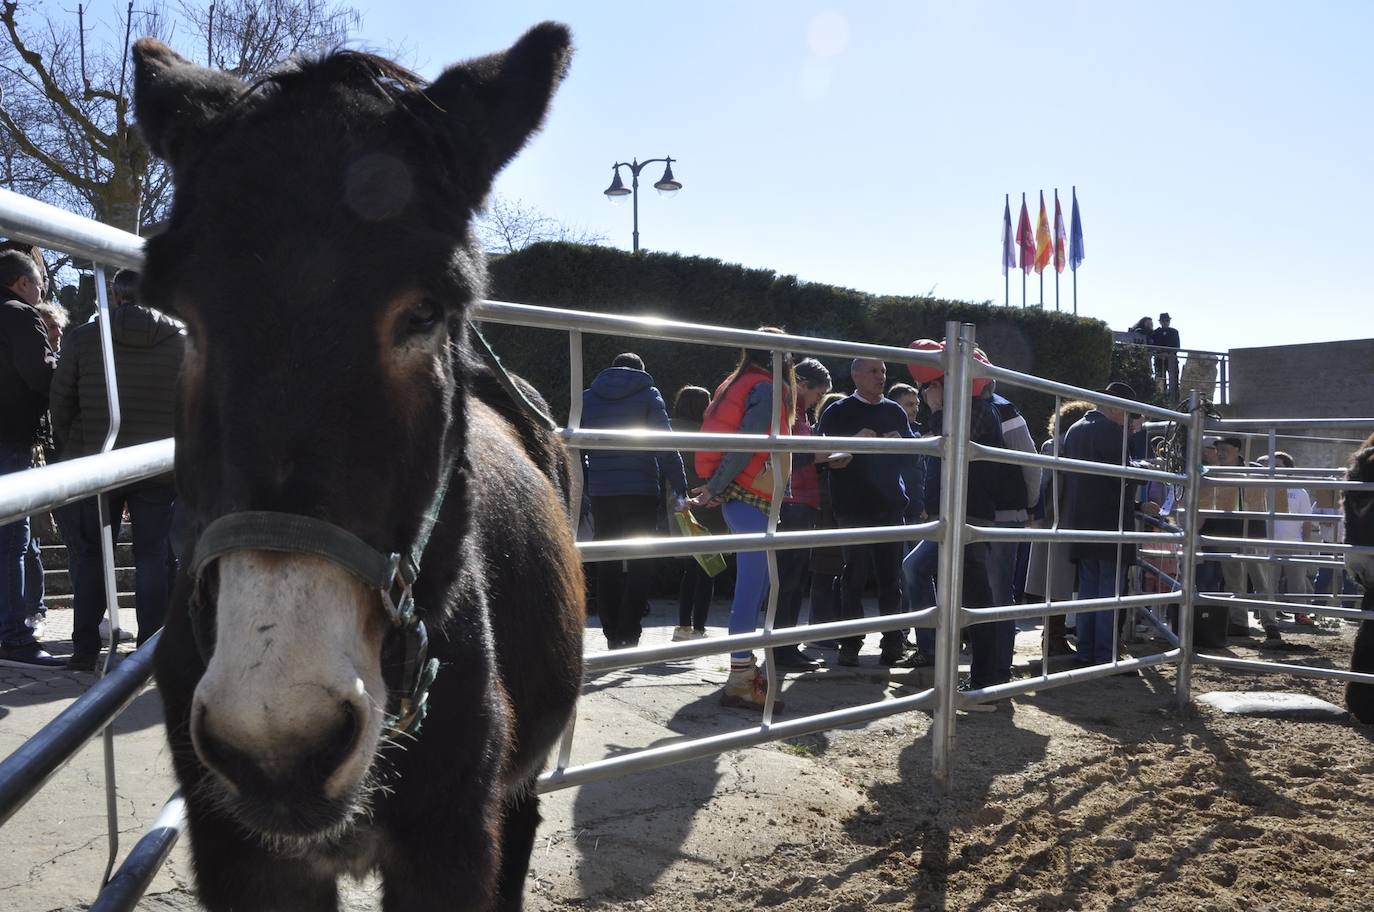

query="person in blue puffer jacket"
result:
[582,352,690,649]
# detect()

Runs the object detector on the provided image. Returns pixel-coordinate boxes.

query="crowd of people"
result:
[580,336,1182,714]
[0,243,184,670]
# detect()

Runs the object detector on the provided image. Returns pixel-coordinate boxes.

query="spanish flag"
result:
[1034,191,1052,274]
[1016,195,1035,274]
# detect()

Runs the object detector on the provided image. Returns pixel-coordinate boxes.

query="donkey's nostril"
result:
[317,700,362,778]
[192,698,365,799]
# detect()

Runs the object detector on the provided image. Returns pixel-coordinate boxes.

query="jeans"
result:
[23,533,43,615]
[836,510,905,654]
[775,502,818,634]
[904,540,939,655]
[986,523,1025,678]
[590,494,660,647]
[0,446,35,647]
[1075,558,1122,664]
[723,499,770,660]
[960,542,1003,688]
[71,483,177,657]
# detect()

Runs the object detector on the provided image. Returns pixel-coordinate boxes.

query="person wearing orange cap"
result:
[901,339,1009,700]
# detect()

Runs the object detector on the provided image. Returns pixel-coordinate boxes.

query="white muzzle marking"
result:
[192,550,387,799]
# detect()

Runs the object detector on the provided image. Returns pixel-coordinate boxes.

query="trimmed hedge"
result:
[484,242,1117,439]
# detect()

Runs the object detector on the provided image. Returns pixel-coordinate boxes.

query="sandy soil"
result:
[532,619,1374,912]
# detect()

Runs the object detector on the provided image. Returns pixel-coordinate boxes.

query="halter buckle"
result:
[382,552,417,628]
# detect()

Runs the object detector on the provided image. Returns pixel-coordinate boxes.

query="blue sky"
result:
[344,1,1372,356]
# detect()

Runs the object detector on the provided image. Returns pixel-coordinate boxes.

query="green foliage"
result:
[1109,345,1170,412]
[484,243,1116,440]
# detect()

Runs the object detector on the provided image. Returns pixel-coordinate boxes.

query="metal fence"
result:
[1112,337,1230,405]
[3,186,1374,910]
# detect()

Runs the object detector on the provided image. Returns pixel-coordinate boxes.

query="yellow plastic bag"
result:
[673,509,728,578]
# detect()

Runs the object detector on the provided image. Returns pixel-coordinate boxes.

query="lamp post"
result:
[603,157,681,254]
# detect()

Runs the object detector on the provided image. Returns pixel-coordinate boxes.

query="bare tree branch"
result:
[0,0,359,232]
[0,1,110,148]
[475,196,608,256]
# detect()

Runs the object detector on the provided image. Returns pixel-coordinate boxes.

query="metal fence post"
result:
[1175,392,1204,710]
[761,350,787,725]
[932,321,974,790]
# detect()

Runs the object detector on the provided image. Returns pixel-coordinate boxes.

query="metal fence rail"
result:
[1,185,1373,911]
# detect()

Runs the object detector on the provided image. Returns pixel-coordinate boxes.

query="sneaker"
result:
[961,701,999,713]
[808,639,841,651]
[0,644,66,668]
[772,647,820,671]
[836,650,860,667]
[24,612,46,638]
[905,650,936,669]
[1046,637,1076,657]
[671,626,705,641]
[721,661,784,713]
[1263,626,1282,641]
[1294,614,1315,626]
[99,619,134,646]
[66,652,100,672]
[879,646,907,667]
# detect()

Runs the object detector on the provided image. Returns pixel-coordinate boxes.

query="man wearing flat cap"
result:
[1149,313,1180,399]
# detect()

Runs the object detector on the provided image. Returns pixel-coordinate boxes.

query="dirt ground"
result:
[7,608,1373,912]
[528,616,1374,912]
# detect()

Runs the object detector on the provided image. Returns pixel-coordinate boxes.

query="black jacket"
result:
[50,304,186,460]
[1060,409,1139,563]
[922,396,1003,523]
[0,297,54,449]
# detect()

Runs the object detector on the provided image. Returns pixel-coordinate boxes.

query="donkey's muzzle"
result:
[193,695,364,833]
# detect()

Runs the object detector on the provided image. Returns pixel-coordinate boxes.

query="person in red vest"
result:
[690,328,794,711]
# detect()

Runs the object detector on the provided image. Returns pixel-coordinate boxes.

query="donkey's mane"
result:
[238,49,429,109]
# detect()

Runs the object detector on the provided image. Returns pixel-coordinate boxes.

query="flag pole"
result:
[1004,193,1010,307]
[1071,185,1079,315]
[1039,270,1044,308]
[1021,193,1027,309]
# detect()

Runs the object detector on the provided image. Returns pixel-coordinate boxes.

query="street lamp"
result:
[602,157,682,254]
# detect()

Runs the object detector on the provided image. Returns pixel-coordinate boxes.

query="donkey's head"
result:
[132,24,570,840]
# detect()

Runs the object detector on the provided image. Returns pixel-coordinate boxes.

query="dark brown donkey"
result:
[1345,432,1374,722]
[131,24,584,911]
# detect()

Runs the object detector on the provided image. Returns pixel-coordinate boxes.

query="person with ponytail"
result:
[689,328,795,711]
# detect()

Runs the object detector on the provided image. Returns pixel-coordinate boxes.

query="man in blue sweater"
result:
[583,353,689,649]
[818,358,922,666]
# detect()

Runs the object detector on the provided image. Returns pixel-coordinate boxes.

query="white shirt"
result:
[1274,487,1314,541]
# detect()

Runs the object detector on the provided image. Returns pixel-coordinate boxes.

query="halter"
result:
[189,470,447,736]
[181,321,554,739]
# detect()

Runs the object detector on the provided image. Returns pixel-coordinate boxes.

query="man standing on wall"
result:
[1149,313,1181,400]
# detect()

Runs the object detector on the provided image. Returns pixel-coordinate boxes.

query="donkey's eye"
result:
[408,299,442,333]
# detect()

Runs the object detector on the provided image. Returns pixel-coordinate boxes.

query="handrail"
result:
[88,793,186,912]
[0,440,174,526]
[0,633,160,827]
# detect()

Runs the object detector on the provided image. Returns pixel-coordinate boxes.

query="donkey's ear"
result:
[132,38,243,171]
[423,22,572,190]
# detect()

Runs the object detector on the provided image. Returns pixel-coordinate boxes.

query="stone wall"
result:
[1226,338,1374,470]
